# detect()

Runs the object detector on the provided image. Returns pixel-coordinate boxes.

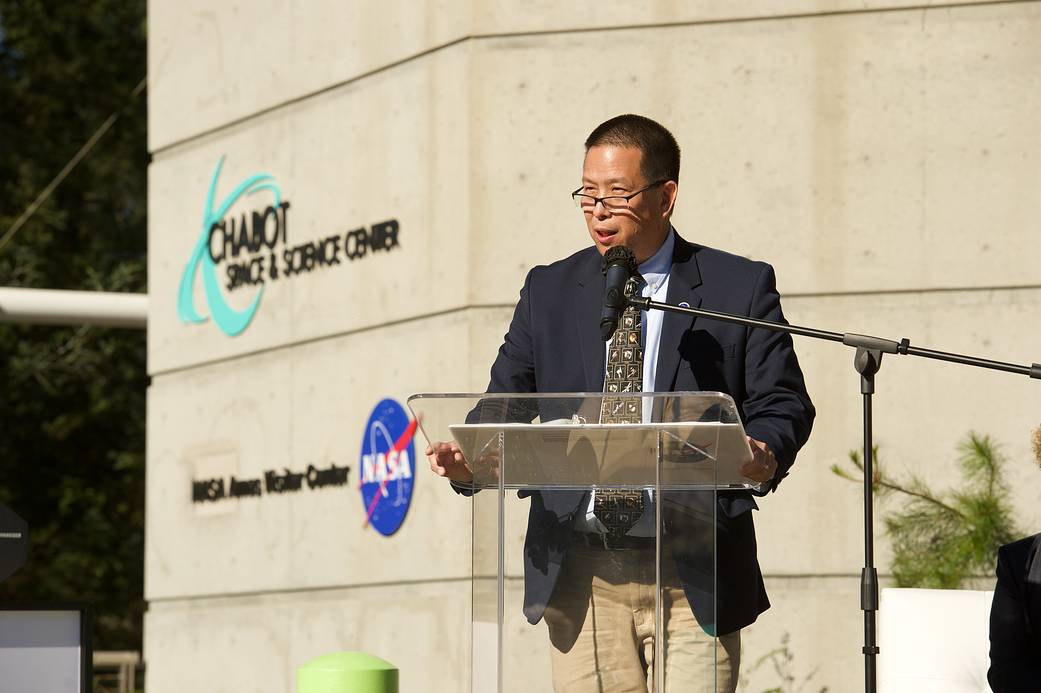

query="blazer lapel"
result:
[575,254,606,391]
[654,234,703,393]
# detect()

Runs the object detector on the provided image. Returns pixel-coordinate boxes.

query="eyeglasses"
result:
[571,180,668,211]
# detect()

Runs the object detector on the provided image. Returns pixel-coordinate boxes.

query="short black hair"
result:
[584,114,681,184]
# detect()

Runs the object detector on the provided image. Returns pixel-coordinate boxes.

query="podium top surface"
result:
[409,392,758,491]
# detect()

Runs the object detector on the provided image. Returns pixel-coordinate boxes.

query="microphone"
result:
[600,246,638,342]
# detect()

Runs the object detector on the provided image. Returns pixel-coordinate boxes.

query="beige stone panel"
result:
[465,305,521,390]
[757,287,1041,576]
[147,1,1006,150]
[472,1,1010,36]
[148,44,471,374]
[147,0,475,151]
[468,3,1041,301]
[496,578,556,692]
[144,582,470,693]
[146,310,488,601]
[740,575,868,693]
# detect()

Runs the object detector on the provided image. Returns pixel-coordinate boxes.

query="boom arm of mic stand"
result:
[629,296,1041,379]
[628,293,1041,693]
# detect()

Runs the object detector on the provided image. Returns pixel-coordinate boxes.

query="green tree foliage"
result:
[832,433,1021,588]
[0,1,147,651]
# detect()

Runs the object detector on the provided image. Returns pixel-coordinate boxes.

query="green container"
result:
[297,652,398,693]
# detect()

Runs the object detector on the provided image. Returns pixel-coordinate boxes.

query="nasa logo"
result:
[359,398,417,536]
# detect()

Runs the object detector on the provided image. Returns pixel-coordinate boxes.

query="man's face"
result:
[579,145,677,264]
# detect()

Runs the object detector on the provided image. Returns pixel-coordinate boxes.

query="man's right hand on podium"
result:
[426,441,474,484]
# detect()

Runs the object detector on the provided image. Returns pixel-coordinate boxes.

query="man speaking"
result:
[428,114,815,692]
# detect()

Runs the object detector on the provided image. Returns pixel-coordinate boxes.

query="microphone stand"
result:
[628,294,1041,693]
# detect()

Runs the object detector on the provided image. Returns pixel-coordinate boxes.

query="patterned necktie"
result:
[594,275,645,537]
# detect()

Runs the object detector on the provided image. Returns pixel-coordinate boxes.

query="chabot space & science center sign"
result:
[177,155,401,337]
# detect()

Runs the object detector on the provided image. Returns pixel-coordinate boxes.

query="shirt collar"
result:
[637,227,674,293]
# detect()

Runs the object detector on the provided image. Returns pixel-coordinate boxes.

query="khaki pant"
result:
[543,544,740,693]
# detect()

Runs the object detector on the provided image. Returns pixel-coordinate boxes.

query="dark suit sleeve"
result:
[451,270,540,498]
[989,544,1041,692]
[740,263,815,494]
[486,268,538,395]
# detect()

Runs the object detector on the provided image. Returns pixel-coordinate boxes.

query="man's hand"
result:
[426,441,474,484]
[741,437,778,485]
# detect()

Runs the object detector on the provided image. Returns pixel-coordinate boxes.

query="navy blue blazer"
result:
[989,533,1041,692]
[472,232,815,636]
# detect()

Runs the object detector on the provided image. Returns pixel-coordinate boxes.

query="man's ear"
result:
[660,180,679,219]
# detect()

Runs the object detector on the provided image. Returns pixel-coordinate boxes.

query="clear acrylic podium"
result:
[407,392,756,692]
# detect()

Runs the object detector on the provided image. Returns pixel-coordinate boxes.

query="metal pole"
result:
[0,288,147,329]
[855,349,882,693]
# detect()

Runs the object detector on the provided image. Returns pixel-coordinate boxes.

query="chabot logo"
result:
[177,156,282,336]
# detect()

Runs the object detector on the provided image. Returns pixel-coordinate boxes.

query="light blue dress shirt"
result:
[575,228,675,536]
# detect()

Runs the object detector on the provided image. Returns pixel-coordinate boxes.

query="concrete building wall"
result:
[146,2,1041,691]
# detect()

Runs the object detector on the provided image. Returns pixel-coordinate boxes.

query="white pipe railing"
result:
[0,288,147,329]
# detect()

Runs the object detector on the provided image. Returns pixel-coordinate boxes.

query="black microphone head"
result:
[602,245,637,276]
[600,246,637,342]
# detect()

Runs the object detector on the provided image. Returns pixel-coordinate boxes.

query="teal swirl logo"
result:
[177,156,281,336]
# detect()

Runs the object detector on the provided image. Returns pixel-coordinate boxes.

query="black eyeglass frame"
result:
[570,179,669,210]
